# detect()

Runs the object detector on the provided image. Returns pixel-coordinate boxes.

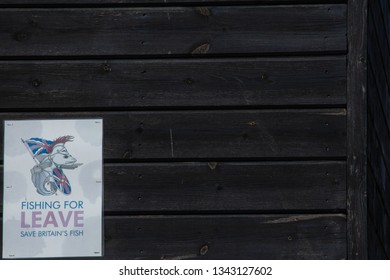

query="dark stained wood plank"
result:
[369,2,390,97]
[378,0,390,50]
[367,123,390,231]
[368,31,390,134]
[368,215,388,259]
[103,161,346,212]
[346,0,368,260]
[0,214,347,259]
[367,67,390,217]
[375,0,390,64]
[0,161,346,213]
[367,166,390,258]
[367,0,390,259]
[0,5,347,56]
[0,109,346,160]
[97,214,347,259]
[0,0,347,4]
[0,57,347,109]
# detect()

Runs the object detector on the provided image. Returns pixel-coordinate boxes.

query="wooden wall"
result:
[0,0,349,259]
[367,0,390,260]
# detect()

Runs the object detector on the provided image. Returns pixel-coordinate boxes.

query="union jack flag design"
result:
[52,167,71,195]
[23,137,53,161]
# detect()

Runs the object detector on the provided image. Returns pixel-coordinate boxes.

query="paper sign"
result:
[2,119,103,258]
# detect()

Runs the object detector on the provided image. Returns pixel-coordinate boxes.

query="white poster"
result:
[2,119,103,258]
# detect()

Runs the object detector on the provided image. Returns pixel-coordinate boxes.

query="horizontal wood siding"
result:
[0,57,346,109]
[367,0,390,259]
[0,214,347,259]
[0,0,349,5]
[0,161,346,212]
[0,0,348,259]
[0,109,346,160]
[0,5,346,57]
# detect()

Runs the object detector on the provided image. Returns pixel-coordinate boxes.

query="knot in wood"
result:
[248,121,256,126]
[197,7,211,17]
[103,64,111,73]
[191,43,210,55]
[200,244,209,256]
[32,79,41,87]
[185,78,194,85]
[15,32,31,42]
[208,162,218,170]
[261,73,269,80]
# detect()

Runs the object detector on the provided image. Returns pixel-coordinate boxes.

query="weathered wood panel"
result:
[0,214,347,259]
[0,0,351,261]
[368,216,388,259]
[103,161,346,212]
[367,114,390,224]
[367,166,390,257]
[367,92,390,259]
[370,2,390,98]
[367,0,390,260]
[378,0,390,49]
[0,161,346,212]
[0,57,346,109]
[0,109,346,160]
[0,5,347,57]
[367,67,390,215]
[346,0,368,260]
[102,214,346,259]
[0,0,347,4]
[100,214,347,259]
[368,38,390,134]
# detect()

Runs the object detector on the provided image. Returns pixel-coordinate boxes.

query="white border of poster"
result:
[2,119,103,258]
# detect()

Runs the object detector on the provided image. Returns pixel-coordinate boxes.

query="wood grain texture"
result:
[378,0,390,49]
[102,214,347,259]
[367,67,390,219]
[368,27,390,134]
[368,3,390,136]
[0,0,351,261]
[0,161,346,213]
[0,57,347,109]
[346,0,368,260]
[367,70,390,259]
[0,109,347,160]
[0,5,347,56]
[103,161,346,212]
[370,2,390,95]
[368,215,388,259]
[367,166,390,258]
[0,0,348,5]
[0,214,346,259]
[367,0,390,260]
